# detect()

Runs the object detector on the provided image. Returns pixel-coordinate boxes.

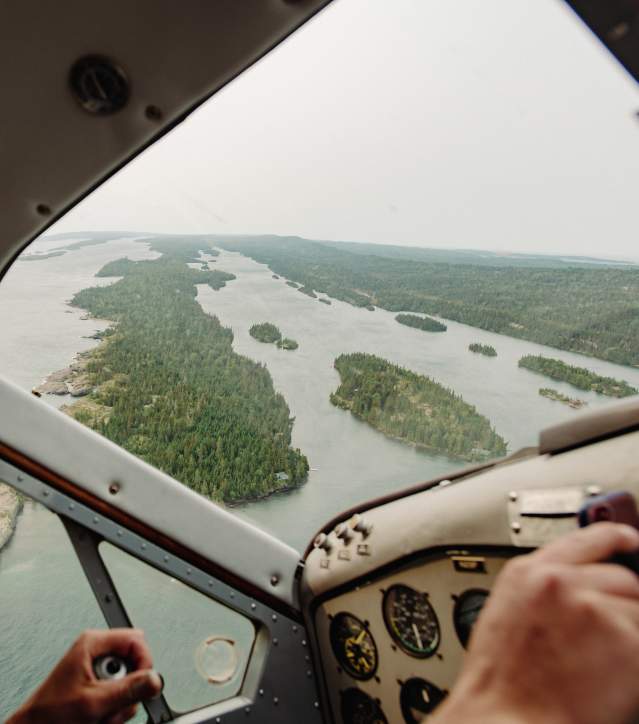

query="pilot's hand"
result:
[433,523,639,724]
[7,628,162,724]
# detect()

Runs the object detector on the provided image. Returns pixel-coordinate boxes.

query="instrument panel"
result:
[313,549,511,724]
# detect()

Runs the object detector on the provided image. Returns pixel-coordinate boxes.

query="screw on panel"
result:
[273,697,279,706]
[511,522,521,534]
[208,580,213,587]
[306,670,312,677]
[244,706,251,714]
[314,702,319,709]
[301,639,307,646]
[270,574,279,586]
[292,625,298,633]
[93,516,99,524]
[586,485,602,497]
[273,638,278,646]
[271,614,278,622]
[42,489,49,497]
[164,555,169,563]
[36,203,51,216]
[145,104,163,121]
[258,689,264,697]
[509,491,518,502]
[104,594,112,604]
[141,543,147,550]
[17,475,24,482]
[250,602,256,610]
[186,568,192,576]
[117,530,123,537]
[109,482,120,495]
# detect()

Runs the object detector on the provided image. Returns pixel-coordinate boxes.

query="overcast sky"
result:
[51,0,639,259]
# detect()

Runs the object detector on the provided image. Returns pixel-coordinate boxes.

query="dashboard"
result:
[302,408,639,724]
[312,549,510,723]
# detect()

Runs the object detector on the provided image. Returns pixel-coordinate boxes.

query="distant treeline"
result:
[69,238,308,503]
[396,313,447,333]
[518,355,637,398]
[217,235,639,366]
[330,353,507,461]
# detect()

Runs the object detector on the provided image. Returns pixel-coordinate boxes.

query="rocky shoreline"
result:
[0,483,23,552]
[33,350,94,397]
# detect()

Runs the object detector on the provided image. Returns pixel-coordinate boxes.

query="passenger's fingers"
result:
[85,628,153,670]
[533,523,639,565]
[91,670,162,718]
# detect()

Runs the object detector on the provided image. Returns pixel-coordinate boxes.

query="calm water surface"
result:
[2,240,639,717]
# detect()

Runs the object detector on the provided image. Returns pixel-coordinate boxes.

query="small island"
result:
[318,298,332,305]
[249,322,298,351]
[539,388,587,409]
[272,274,280,279]
[469,343,497,357]
[249,322,282,344]
[395,313,447,333]
[330,353,507,461]
[286,280,299,288]
[519,355,637,398]
[298,286,317,299]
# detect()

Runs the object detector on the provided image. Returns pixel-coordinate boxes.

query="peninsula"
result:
[61,237,309,504]
[330,353,507,461]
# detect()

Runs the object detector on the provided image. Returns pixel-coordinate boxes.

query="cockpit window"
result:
[2,0,639,610]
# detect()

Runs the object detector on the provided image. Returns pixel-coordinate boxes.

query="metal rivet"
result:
[251,602,256,610]
[16,475,24,482]
[145,104,163,121]
[104,594,112,603]
[306,670,312,677]
[109,482,120,495]
[36,203,51,216]
[271,614,278,622]
[230,592,235,599]
[258,689,264,697]
[163,555,169,563]
[314,701,319,709]
[273,697,279,705]
[509,491,518,502]
[117,530,123,537]
[302,639,307,646]
[586,485,602,497]
[244,706,251,714]
[208,580,213,587]
[273,638,278,646]
[511,522,521,533]
[93,516,99,524]
[42,489,49,497]
[292,625,298,633]
[186,568,192,575]
[68,503,75,511]
[270,574,279,586]
[141,543,147,550]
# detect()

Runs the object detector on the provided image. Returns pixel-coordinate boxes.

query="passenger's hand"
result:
[7,628,162,724]
[432,523,639,724]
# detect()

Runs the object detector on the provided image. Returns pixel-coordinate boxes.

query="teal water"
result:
[3,240,639,718]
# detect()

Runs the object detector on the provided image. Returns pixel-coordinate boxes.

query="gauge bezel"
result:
[453,587,490,649]
[330,611,379,680]
[399,677,446,723]
[340,687,388,724]
[382,584,440,658]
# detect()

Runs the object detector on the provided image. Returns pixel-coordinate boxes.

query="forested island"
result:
[215,235,639,366]
[519,355,637,398]
[396,313,447,333]
[330,353,507,461]
[249,322,282,344]
[469,343,497,357]
[249,322,298,350]
[539,388,587,409]
[65,238,309,503]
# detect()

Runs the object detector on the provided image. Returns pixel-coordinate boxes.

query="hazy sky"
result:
[51,0,639,258]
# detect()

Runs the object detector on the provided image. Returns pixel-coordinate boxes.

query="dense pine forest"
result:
[469,343,497,357]
[330,353,507,461]
[249,322,282,343]
[68,238,309,503]
[395,313,447,333]
[518,355,637,398]
[216,235,639,366]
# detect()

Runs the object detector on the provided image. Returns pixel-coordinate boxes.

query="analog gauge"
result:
[382,584,440,658]
[400,678,446,723]
[453,588,490,649]
[341,688,388,724]
[330,612,378,680]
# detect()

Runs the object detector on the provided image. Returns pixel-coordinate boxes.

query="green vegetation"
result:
[539,388,586,409]
[330,353,507,461]
[68,238,308,503]
[286,281,299,288]
[216,235,639,366]
[519,355,637,398]
[249,322,282,344]
[319,298,332,305]
[277,338,299,350]
[469,343,497,357]
[396,313,447,333]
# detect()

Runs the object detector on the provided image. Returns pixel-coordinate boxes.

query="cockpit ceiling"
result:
[0,0,332,275]
[1,0,637,276]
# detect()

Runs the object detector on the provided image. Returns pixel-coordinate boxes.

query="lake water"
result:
[3,238,639,718]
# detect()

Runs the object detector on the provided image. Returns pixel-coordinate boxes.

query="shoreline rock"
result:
[34,352,94,398]
[0,483,23,553]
